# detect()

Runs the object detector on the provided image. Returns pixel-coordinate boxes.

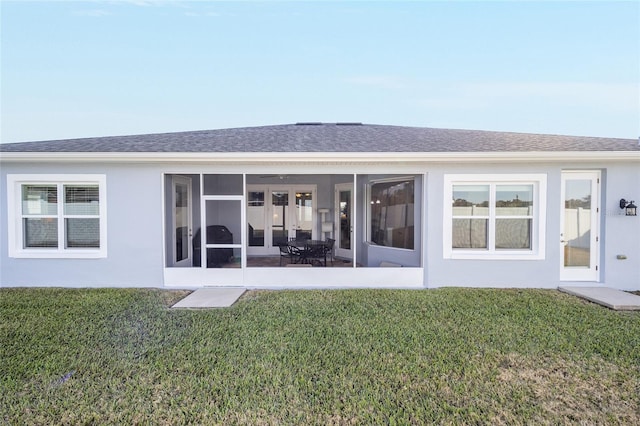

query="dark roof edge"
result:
[0,123,636,146]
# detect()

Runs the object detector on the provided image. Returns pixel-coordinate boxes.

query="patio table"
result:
[288,240,330,266]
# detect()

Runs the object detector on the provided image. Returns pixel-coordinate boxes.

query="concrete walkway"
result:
[559,287,640,311]
[171,288,245,308]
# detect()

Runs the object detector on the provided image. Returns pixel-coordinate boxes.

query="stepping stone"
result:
[171,288,245,308]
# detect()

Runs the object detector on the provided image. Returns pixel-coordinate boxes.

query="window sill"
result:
[445,250,544,260]
[9,249,107,259]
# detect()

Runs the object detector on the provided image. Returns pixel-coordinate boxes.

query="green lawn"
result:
[1,288,638,425]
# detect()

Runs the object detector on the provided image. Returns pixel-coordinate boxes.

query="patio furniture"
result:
[278,243,291,266]
[288,240,331,266]
[304,242,327,266]
[325,238,335,266]
[278,242,307,265]
[288,245,305,264]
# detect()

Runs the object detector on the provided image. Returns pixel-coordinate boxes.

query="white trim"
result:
[164,267,245,287]
[7,174,107,258]
[242,173,247,269]
[245,184,317,256]
[163,266,424,288]
[352,173,357,268]
[366,176,418,251]
[559,170,601,282]
[443,174,547,260]
[201,194,245,267]
[171,175,193,267]
[246,184,269,256]
[334,182,354,259]
[160,173,168,273]
[243,267,424,289]
[2,151,639,164]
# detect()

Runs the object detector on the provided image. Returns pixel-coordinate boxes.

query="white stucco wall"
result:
[2,159,638,289]
[1,162,166,287]
[601,162,640,290]
[424,162,640,290]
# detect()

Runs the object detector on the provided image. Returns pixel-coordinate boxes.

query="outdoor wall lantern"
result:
[619,199,637,216]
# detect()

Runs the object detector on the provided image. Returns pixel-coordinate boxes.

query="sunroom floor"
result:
[247,256,354,267]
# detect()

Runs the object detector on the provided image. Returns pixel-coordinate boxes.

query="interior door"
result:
[560,171,600,281]
[335,183,354,259]
[172,175,192,267]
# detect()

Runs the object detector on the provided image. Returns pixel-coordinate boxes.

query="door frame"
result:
[246,184,317,255]
[560,170,600,281]
[334,182,354,259]
[171,175,193,267]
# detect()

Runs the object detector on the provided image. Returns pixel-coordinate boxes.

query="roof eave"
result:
[1,151,639,163]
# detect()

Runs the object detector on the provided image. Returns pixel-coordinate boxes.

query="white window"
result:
[7,175,107,258]
[443,174,546,260]
[368,177,415,250]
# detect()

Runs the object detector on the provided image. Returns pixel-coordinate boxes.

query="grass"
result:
[1,288,639,425]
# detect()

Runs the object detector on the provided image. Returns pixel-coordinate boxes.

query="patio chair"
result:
[288,245,304,264]
[278,243,292,266]
[325,238,335,266]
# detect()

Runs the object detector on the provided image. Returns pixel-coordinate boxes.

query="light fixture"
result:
[619,199,637,216]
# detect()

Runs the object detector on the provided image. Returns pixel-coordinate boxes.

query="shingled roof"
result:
[1,123,638,153]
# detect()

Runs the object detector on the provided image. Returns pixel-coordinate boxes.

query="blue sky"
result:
[1,1,638,143]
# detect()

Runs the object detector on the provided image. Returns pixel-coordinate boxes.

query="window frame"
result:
[443,174,546,260]
[366,176,416,251]
[7,174,107,258]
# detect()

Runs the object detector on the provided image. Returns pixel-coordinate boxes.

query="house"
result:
[1,123,639,290]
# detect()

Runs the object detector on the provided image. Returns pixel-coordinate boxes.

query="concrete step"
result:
[559,286,640,310]
[171,288,245,308]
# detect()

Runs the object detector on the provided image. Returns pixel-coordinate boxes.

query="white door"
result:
[247,185,315,255]
[335,183,354,259]
[172,175,192,267]
[292,188,314,242]
[560,171,600,281]
[270,189,291,247]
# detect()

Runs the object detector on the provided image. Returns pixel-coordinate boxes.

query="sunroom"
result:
[163,172,424,288]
